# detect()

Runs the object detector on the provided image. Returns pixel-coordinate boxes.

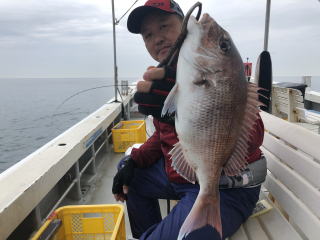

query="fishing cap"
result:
[127,0,184,34]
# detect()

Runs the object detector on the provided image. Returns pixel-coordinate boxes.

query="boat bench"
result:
[228,112,320,240]
[272,86,320,133]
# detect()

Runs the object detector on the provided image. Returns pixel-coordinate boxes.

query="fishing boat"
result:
[1,0,320,239]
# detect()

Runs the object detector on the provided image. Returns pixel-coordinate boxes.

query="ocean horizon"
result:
[0,77,137,173]
[0,76,319,173]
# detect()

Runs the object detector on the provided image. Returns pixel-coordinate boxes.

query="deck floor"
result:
[82,147,168,238]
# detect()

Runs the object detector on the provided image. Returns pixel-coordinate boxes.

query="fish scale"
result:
[162,13,261,240]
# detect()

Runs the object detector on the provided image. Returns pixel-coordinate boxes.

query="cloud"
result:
[0,0,115,44]
[0,0,319,77]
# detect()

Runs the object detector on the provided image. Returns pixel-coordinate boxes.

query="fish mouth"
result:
[198,13,221,35]
[199,13,215,25]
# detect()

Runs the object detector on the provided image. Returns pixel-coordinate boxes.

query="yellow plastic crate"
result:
[31,204,126,240]
[112,120,146,152]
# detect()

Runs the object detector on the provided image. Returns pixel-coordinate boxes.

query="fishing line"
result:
[50,2,203,132]
[115,0,140,25]
[50,84,136,132]
[54,84,135,113]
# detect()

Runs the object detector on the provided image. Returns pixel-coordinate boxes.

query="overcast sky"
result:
[0,0,319,78]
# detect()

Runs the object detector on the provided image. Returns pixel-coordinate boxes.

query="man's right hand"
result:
[136,66,165,93]
[134,65,176,120]
[112,156,136,202]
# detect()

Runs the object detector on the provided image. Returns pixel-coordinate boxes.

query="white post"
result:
[111,0,118,102]
[288,88,296,122]
[264,0,271,51]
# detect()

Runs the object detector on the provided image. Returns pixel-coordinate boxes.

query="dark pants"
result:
[123,158,260,240]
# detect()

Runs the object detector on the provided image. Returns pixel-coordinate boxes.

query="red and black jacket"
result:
[131,65,264,183]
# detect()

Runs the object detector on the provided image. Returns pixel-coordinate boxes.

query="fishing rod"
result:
[57,2,202,111]
[53,84,136,113]
[50,84,136,131]
[52,2,203,128]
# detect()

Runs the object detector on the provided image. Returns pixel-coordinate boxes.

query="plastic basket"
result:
[31,204,126,240]
[112,120,146,152]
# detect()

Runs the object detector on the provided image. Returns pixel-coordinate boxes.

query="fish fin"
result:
[169,142,197,184]
[224,83,263,176]
[161,83,178,117]
[178,193,222,240]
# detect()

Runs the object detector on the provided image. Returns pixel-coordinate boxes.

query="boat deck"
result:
[2,87,320,240]
[80,131,168,238]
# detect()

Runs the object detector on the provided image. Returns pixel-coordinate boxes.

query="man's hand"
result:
[134,65,176,121]
[136,66,165,93]
[112,156,136,202]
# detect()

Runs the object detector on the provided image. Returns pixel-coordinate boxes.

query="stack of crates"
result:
[32,204,125,240]
[112,120,146,152]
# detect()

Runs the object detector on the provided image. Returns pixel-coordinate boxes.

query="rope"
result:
[115,0,140,25]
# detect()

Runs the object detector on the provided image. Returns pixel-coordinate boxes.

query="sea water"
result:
[0,77,136,173]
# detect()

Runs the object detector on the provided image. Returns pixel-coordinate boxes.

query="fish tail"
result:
[178,193,222,240]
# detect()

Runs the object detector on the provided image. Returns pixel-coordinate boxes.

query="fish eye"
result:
[193,79,207,86]
[219,38,231,52]
[192,74,212,88]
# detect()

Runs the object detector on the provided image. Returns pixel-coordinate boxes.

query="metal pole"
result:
[263,0,271,51]
[111,0,118,102]
[70,162,82,200]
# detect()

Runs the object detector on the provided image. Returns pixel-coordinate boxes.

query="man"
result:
[112,1,266,239]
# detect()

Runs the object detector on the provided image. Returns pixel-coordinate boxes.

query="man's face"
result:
[141,12,182,62]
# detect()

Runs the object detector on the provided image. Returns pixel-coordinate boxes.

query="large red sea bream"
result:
[162,13,262,240]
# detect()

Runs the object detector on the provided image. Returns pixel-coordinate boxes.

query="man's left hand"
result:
[112,156,136,202]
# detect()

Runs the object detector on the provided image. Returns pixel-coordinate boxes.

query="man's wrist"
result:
[126,156,136,168]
